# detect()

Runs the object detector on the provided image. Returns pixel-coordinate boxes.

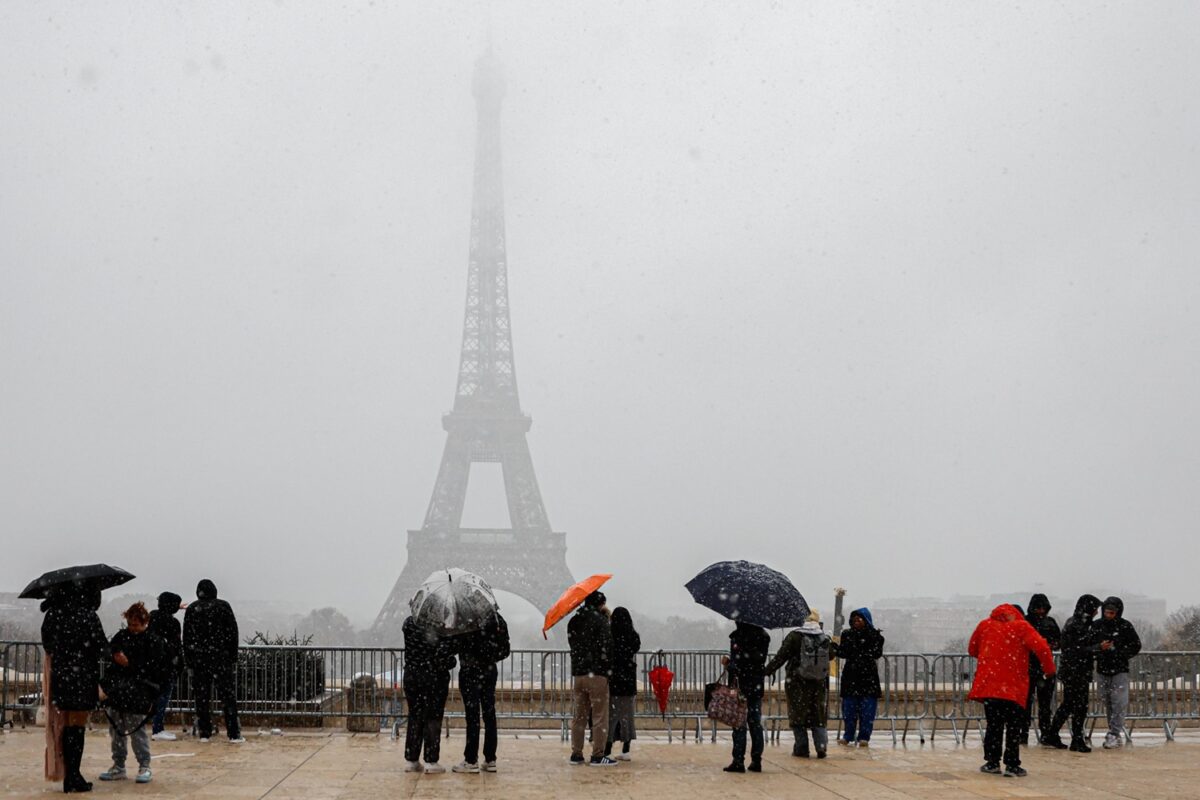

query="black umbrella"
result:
[18,563,136,599]
[685,560,810,629]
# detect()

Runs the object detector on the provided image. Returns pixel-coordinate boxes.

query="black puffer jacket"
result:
[608,609,642,697]
[1094,596,1142,677]
[454,612,510,672]
[568,604,613,678]
[1058,594,1102,681]
[402,615,457,688]
[183,580,239,670]
[105,629,170,713]
[40,586,107,711]
[148,592,183,671]
[1024,594,1062,679]
[728,623,770,699]
[836,608,884,698]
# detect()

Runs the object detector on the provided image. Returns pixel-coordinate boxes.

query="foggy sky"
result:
[2,2,1197,630]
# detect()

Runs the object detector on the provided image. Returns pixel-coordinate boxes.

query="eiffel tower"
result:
[374,52,574,637]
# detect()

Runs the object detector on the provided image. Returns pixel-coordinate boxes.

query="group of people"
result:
[39,578,243,793]
[967,593,1141,778]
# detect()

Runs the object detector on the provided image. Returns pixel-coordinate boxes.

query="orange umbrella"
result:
[542,574,612,638]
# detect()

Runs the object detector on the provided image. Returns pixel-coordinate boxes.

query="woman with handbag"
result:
[98,603,169,785]
[722,621,770,773]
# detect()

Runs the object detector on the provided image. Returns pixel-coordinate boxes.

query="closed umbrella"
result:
[19,563,136,599]
[649,656,675,719]
[409,568,498,635]
[541,574,612,638]
[685,560,809,629]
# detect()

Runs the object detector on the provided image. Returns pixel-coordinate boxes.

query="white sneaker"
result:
[615,752,631,761]
[404,761,424,773]
[136,768,152,784]
[452,760,480,774]
[482,760,497,772]
[228,737,247,744]
[199,737,211,743]
[423,762,446,774]
[151,731,177,741]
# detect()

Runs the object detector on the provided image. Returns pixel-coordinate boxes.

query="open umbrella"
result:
[685,560,809,629]
[409,568,498,635]
[648,654,675,719]
[19,563,136,599]
[541,573,612,638]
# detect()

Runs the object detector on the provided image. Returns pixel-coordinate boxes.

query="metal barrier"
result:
[4,641,1197,744]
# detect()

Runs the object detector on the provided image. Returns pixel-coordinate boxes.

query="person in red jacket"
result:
[967,604,1056,778]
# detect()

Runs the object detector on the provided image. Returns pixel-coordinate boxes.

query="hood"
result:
[850,608,874,629]
[157,592,183,613]
[1102,596,1124,618]
[196,579,218,601]
[989,603,1023,623]
[797,620,823,635]
[1073,594,1102,618]
[1027,593,1051,615]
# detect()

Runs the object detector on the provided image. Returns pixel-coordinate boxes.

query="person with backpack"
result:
[1045,594,1102,751]
[1020,594,1061,746]
[722,621,771,772]
[147,591,183,741]
[567,591,617,766]
[765,610,832,759]
[402,614,457,773]
[1094,596,1142,749]
[183,579,243,743]
[98,602,169,785]
[604,607,641,761]
[834,608,884,747]
[450,610,510,774]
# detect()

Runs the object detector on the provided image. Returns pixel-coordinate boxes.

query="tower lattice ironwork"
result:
[375,52,574,636]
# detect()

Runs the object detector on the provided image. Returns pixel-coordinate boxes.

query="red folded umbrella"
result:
[649,662,674,719]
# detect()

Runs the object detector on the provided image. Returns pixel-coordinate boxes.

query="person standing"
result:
[1094,596,1142,749]
[183,579,243,743]
[1046,594,1102,751]
[968,603,1056,778]
[402,614,456,773]
[147,592,183,741]
[604,607,641,761]
[723,621,770,773]
[450,610,510,774]
[567,591,617,766]
[98,603,169,785]
[835,608,884,747]
[1020,594,1061,746]
[41,582,107,794]
[765,611,832,759]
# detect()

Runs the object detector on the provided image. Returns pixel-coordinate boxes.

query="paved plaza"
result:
[1,727,1197,799]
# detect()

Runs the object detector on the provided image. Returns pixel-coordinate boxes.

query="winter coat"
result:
[453,612,511,672]
[609,621,642,697]
[728,623,771,699]
[967,604,1056,707]
[1094,597,1142,677]
[567,605,613,678]
[403,618,458,690]
[104,629,170,713]
[183,580,239,671]
[40,590,107,712]
[835,608,884,698]
[1024,594,1062,679]
[764,622,831,683]
[148,592,183,671]
[1058,594,1102,681]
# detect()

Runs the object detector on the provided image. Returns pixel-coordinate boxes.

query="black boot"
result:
[723,760,746,773]
[1069,738,1092,753]
[747,760,762,772]
[61,727,92,793]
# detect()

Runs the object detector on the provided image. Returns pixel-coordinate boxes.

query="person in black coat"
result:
[1020,594,1061,746]
[182,579,242,742]
[1094,596,1141,749]
[98,602,169,784]
[449,611,510,773]
[1046,594,1101,751]
[835,608,884,746]
[567,591,616,765]
[402,614,457,772]
[604,607,641,760]
[41,581,107,793]
[147,592,183,740]
[723,621,770,773]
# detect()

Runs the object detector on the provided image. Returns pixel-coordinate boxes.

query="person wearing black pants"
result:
[452,611,510,773]
[1046,595,1102,751]
[183,580,243,742]
[402,614,456,773]
[983,699,1026,772]
[1020,595,1061,745]
[724,621,770,773]
[192,665,241,742]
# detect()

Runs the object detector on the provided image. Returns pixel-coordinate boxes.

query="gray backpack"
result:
[794,631,831,680]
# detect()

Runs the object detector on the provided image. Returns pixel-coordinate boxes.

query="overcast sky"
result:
[2,2,1197,629]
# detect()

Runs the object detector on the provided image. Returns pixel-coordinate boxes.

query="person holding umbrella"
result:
[450,609,510,774]
[402,612,457,773]
[567,590,617,766]
[722,621,770,772]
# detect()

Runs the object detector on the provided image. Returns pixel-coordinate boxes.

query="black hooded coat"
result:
[453,611,511,671]
[40,585,107,711]
[836,608,885,698]
[728,622,771,699]
[183,580,239,670]
[104,628,171,713]
[608,609,642,697]
[148,591,183,671]
[1094,596,1142,676]
[402,615,457,688]
[567,601,613,678]
[1024,594,1061,679]
[1057,594,1102,681]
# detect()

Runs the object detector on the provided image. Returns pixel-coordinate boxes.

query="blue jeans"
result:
[151,677,176,734]
[841,696,878,743]
[731,694,763,764]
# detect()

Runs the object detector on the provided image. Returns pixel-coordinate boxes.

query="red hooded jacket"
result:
[967,604,1056,706]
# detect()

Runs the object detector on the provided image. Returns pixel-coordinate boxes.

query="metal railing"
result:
[5,641,1197,744]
